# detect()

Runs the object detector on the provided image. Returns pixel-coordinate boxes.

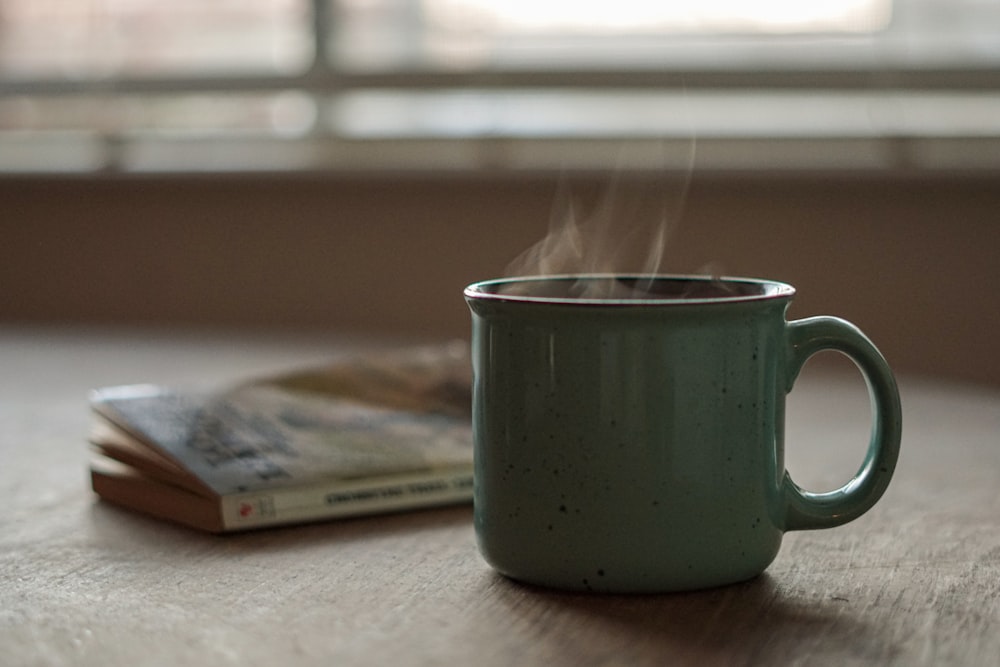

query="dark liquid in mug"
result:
[493,276,769,301]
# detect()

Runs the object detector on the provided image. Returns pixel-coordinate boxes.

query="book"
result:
[88,343,474,533]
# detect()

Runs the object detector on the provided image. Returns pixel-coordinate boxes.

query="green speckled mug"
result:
[464,274,901,593]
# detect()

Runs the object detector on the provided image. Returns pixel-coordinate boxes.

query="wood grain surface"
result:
[2,327,998,666]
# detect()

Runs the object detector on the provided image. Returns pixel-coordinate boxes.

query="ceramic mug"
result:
[464,274,901,593]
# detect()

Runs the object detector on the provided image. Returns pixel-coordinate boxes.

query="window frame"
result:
[1,0,999,175]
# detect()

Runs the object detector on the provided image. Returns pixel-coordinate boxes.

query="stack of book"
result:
[88,343,474,532]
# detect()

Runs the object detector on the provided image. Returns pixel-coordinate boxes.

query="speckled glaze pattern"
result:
[465,275,901,593]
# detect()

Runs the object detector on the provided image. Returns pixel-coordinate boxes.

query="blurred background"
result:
[1,0,998,384]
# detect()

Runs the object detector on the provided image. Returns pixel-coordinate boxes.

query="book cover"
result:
[88,343,474,533]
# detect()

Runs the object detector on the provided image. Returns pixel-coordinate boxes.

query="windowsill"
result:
[2,134,997,177]
[3,89,999,176]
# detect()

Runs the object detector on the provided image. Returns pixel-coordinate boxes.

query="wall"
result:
[1,173,998,385]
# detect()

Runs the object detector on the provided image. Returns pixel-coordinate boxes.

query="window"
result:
[1,0,998,173]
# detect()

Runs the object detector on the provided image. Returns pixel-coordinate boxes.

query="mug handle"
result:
[780,316,902,532]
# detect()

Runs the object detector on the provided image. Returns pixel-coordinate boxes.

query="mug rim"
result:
[464,273,796,306]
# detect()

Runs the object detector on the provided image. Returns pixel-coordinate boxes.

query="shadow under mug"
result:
[464,274,902,593]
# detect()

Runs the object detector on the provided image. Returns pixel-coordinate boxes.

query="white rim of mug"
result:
[463,274,796,306]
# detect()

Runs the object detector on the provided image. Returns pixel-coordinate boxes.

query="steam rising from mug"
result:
[503,141,698,299]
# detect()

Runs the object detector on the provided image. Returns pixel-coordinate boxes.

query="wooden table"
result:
[2,327,998,666]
